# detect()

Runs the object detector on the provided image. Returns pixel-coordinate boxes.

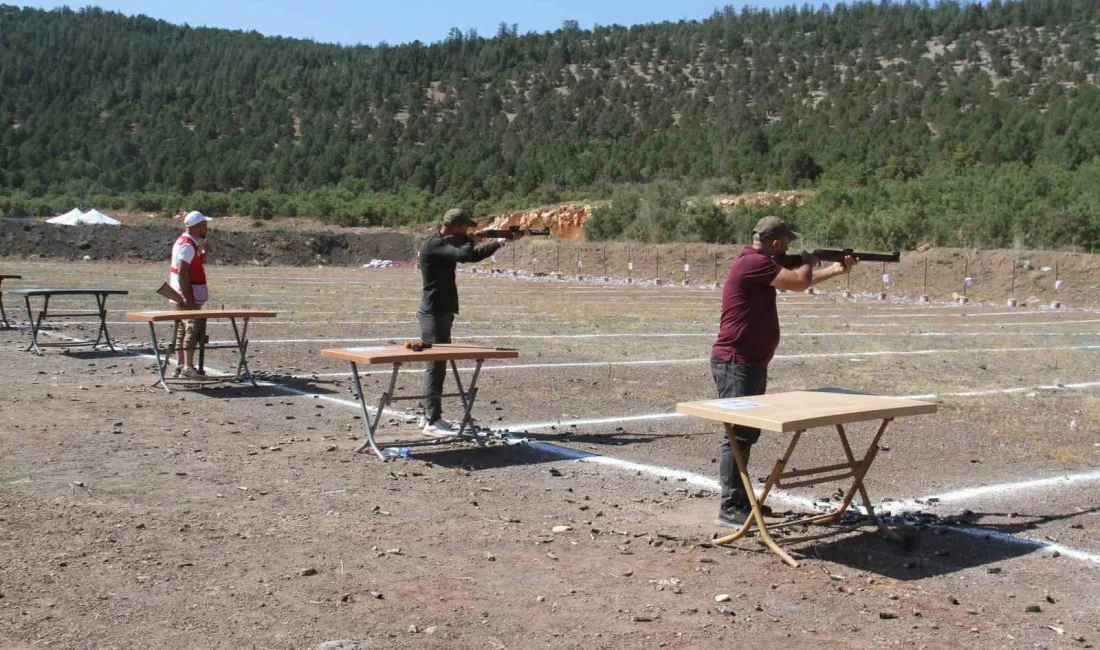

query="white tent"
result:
[46,208,84,224]
[46,208,121,226]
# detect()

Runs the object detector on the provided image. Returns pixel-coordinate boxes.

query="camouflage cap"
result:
[442,208,477,227]
[753,215,799,240]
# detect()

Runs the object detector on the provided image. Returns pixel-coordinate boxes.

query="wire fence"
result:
[459,240,1092,306]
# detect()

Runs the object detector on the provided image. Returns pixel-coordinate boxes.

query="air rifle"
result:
[774,248,900,269]
[475,226,552,240]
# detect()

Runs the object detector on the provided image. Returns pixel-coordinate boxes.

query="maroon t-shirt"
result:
[712,246,782,366]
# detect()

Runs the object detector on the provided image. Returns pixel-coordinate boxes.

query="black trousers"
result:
[710,357,768,513]
[418,310,454,422]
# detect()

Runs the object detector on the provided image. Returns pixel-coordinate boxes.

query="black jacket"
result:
[418,231,502,314]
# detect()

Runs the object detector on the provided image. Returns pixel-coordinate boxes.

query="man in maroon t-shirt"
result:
[711,216,855,527]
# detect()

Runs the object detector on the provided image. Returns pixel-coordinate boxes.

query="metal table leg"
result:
[352,362,401,460]
[91,292,116,350]
[229,318,255,385]
[0,279,9,329]
[24,295,47,354]
[722,422,801,567]
[713,418,900,565]
[829,421,900,540]
[450,358,485,445]
[147,322,171,393]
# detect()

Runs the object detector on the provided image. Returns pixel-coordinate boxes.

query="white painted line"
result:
[30,330,1100,564]
[211,333,1100,346]
[884,467,1100,512]
[290,345,1100,379]
[504,376,1100,431]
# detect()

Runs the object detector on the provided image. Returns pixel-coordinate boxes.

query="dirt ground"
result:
[1,260,1099,649]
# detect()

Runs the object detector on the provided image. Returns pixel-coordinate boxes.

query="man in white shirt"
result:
[169,211,212,378]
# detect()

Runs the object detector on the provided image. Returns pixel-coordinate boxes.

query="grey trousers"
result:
[418,310,454,422]
[710,357,768,513]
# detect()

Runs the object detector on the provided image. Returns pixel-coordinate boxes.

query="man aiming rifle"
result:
[711,216,856,527]
[417,208,523,435]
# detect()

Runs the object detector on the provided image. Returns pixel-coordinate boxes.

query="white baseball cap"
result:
[183,211,213,227]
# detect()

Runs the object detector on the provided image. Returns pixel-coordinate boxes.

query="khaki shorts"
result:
[173,306,207,351]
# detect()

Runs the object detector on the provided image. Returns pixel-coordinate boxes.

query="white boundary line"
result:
[29,330,1100,564]
[502,379,1100,431]
[210,333,1100,345]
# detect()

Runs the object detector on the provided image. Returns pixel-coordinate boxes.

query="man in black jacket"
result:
[418,208,520,435]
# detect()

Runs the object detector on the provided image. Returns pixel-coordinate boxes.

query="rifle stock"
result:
[156,282,187,305]
[775,248,901,269]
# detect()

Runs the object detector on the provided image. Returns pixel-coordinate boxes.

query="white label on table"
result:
[700,398,764,410]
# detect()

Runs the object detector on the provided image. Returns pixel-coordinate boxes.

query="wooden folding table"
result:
[125,309,277,392]
[320,344,519,460]
[0,275,21,329]
[10,288,128,354]
[677,390,936,567]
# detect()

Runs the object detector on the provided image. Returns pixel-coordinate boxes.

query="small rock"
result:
[879,612,899,620]
[1025,605,1042,613]
[407,624,419,634]
[552,525,572,533]
[315,641,361,650]
[484,552,496,562]
[633,611,659,622]
[424,626,437,636]
[715,594,731,603]
[370,591,383,599]
[300,567,318,577]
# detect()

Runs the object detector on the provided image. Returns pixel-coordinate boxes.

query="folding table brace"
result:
[714,418,899,567]
[349,358,488,460]
[146,316,258,392]
[21,291,118,355]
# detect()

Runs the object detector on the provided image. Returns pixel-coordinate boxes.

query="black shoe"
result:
[724,498,773,517]
[715,508,750,528]
[715,501,774,528]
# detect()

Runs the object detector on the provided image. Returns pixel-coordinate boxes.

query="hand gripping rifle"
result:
[774,248,901,269]
[475,225,552,240]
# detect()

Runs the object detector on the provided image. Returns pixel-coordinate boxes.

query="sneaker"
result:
[715,502,774,528]
[180,366,201,379]
[715,508,751,528]
[172,365,182,378]
[422,419,455,437]
[726,497,773,517]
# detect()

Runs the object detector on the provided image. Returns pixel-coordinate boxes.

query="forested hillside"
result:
[2,1,1099,248]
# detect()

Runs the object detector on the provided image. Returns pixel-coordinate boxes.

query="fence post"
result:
[919,257,930,303]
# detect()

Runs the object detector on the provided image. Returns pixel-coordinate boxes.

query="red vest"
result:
[170,233,206,285]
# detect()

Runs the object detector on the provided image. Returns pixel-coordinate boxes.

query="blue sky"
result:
[20,1,795,46]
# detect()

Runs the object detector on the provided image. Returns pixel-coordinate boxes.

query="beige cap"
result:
[442,208,477,227]
[753,215,799,240]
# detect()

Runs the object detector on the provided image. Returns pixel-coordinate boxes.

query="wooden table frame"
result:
[677,390,936,567]
[320,345,519,461]
[0,275,21,329]
[10,288,128,354]
[125,310,277,392]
